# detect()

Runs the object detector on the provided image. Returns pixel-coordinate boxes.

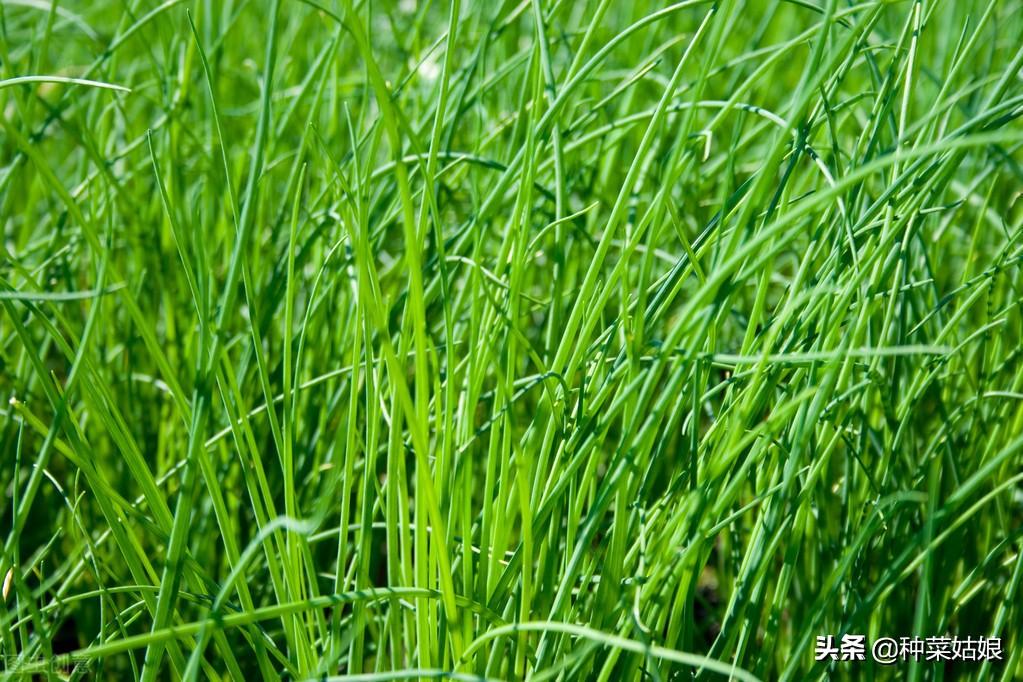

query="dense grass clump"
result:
[2,0,1023,679]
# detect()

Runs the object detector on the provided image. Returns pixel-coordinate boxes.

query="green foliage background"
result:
[1,0,1022,679]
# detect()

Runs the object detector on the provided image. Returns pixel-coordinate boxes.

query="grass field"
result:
[2,0,1023,679]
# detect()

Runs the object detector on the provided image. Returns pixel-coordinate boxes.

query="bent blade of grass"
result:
[0,75,130,92]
